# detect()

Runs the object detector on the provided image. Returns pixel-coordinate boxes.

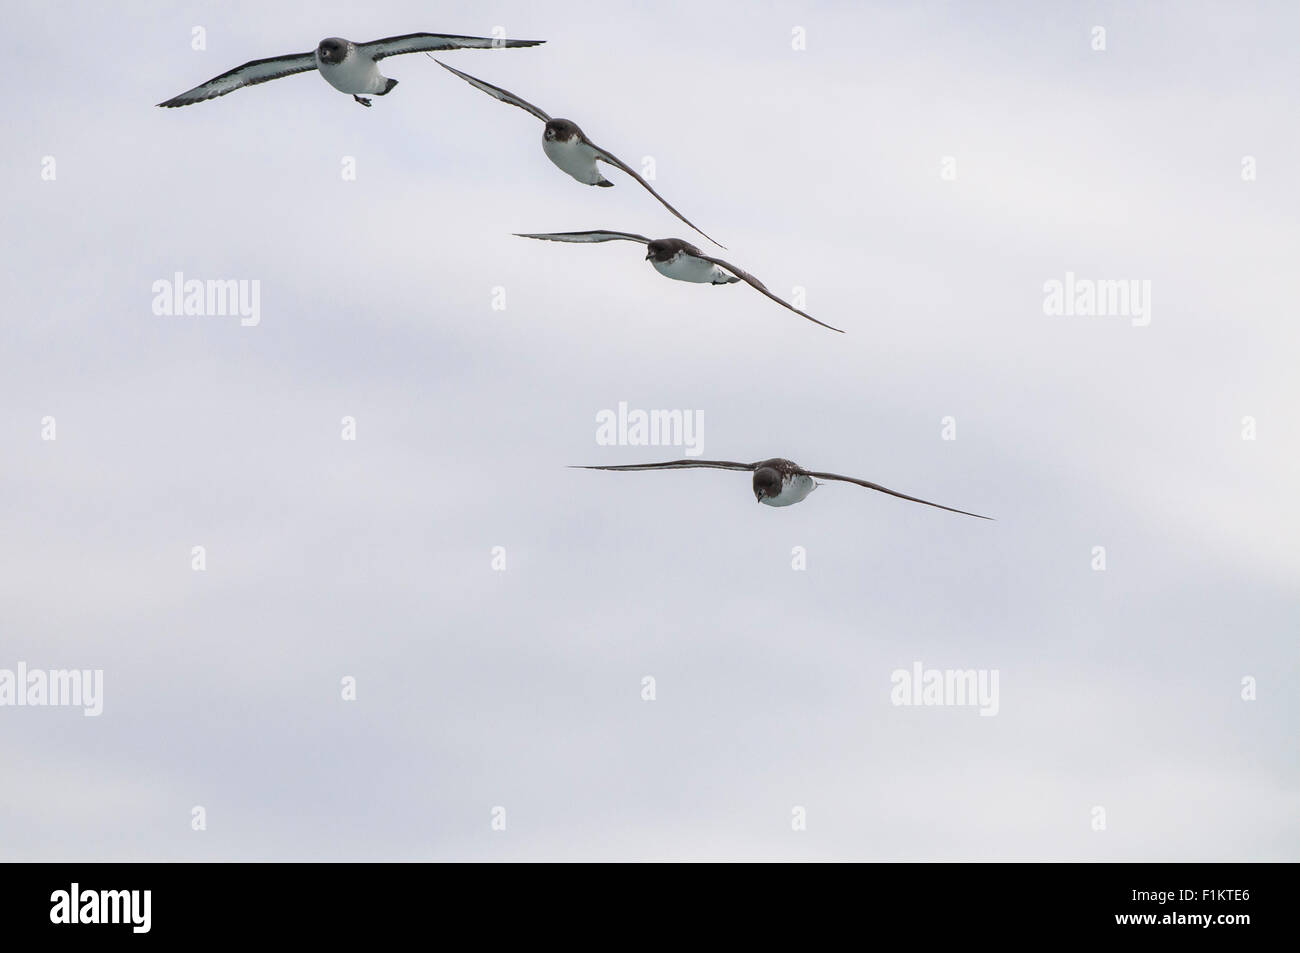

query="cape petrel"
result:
[573,458,991,517]
[158,33,544,108]
[515,231,843,332]
[433,59,721,246]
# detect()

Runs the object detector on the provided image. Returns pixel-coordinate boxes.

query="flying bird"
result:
[433,59,721,247]
[573,458,991,517]
[515,231,843,333]
[158,33,545,108]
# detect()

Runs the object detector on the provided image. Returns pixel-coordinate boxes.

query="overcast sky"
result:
[1,0,1296,860]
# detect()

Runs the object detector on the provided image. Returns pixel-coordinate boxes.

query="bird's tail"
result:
[379,78,399,95]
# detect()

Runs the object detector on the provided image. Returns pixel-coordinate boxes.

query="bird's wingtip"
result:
[810,318,845,333]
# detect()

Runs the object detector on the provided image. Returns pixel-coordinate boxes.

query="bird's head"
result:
[317,38,348,64]
[753,467,781,503]
[645,239,675,262]
[544,119,580,142]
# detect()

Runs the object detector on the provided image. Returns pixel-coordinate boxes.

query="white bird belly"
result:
[651,253,725,284]
[318,55,385,94]
[761,474,817,507]
[542,137,605,184]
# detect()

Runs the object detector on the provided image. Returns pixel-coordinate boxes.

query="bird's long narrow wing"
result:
[585,140,724,248]
[696,254,844,333]
[360,33,544,60]
[802,471,992,519]
[515,230,652,245]
[157,52,318,107]
[431,59,551,121]
[572,460,756,472]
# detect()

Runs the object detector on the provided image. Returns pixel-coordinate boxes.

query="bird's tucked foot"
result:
[354,95,373,107]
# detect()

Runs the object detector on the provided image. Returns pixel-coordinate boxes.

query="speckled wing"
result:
[572,460,756,472]
[515,230,652,245]
[695,253,845,333]
[432,59,551,121]
[802,470,992,519]
[360,33,544,60]
[157,51,317,107]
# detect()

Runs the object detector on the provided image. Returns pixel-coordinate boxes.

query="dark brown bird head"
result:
[543,119,581,142]
[317,38,349,64]
[645,238,696,262]
[752,466,782,502]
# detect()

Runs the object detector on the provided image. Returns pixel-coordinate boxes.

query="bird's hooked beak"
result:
[644,250,652,260]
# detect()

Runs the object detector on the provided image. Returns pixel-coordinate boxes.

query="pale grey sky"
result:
[1,0,1295,860]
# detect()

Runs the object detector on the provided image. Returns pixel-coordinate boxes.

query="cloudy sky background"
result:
[1,0,1296,860]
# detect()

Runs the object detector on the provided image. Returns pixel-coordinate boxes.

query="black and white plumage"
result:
[158,33,545,108]
[515,231,844,333]
[433,60,721,247]
[574,458,992,517]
